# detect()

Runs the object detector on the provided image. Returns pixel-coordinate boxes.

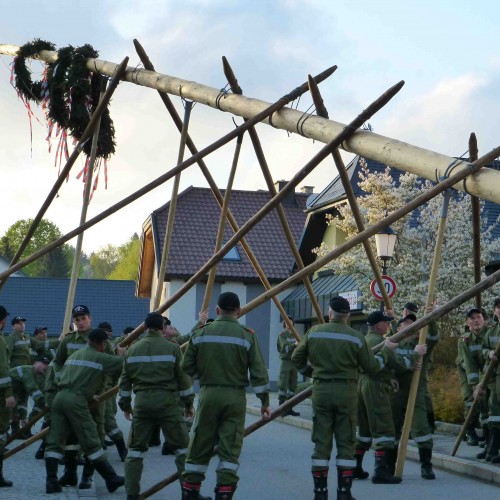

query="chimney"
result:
[274,180,297,206]
[301,186,314,194]
[274,180,288,192]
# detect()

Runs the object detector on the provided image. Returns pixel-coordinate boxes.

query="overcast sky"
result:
[1,0,499,254]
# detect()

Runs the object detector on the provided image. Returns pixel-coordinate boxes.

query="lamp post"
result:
[375,225,398,310]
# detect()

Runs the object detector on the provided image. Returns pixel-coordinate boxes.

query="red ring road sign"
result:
[370,275,397,300]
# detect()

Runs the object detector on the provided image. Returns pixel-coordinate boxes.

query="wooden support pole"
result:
[153,100,193,309]
[61,81,107,337]
[5,407,49,445]
[452,339,500,456]
[0,66,338,283]
[469,133,482,310]
[2,43,500,204]
[119,80,405,347]
[395,189,452,477]
[308,75,394,311]
[238,146,500,318]
[0,57,129,290]
[134,39,332,340]
[222,56,325,324]
[201,133,243,312]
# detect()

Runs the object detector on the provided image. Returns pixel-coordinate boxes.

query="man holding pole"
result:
[181,292,271,500]
[292,297,397,500]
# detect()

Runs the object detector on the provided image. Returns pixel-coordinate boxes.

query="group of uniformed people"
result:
[0,293,499,500]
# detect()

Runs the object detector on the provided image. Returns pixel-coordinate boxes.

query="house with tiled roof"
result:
[281,156,500,331]
[136,183,312,382]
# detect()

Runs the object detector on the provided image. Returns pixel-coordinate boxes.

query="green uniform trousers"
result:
[125,390,189,496]
[0,398,11,455]
[104,396,123,441]
[278,359,298,399]
[45,389,105,463]
[184,386,246,486]
[457,364,489,426]
[488,382,500,429]
[11,381,28,422]
[356,375,395,451]
[391,373,433,450]
[311,379,357,471]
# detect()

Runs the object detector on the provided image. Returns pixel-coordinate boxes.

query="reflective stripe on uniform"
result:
[465,401,473,408]
[375,355,385,369]
[0,376,11,385]
[184,463,208,473]
[65,359,103,370]
[119,390,132,397]
[469,345,482,352]
[336,459,356,467]
[30,350,38,356]
[17,405,27,411]
[403,357,412,369]
[67,343,85,350]
[309,332,362,348]
[127,450,144,458]
[180,387,194,397]
[192,335,251,351]
[88,448,105,461]
[488,337,500,344]
[488,416,500,422]
[16,366,23,377]
[467,373,479,382]
[396,348,412,356]
[373,436,394,444]
[32,390,43,398]
[481,417,490,425]
[108,427,121,437]
[427,335,439,340]
[64,444,80,451]
[127,355,176,364]
[217,461,239,471]
[356,435,372,443]
[175,448,188,456]
[311,459,329,466]
[14,340,30,346]
[45,451,64,460]
[413,434,433,443]
[253,384,270,394]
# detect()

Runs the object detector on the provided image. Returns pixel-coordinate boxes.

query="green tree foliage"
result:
[0,219,71,277]
[89,244,120,278]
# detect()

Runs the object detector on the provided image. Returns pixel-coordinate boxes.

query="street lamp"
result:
[375,225,398,310]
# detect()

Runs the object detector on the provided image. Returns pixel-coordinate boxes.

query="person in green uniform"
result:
[355,310,425,485]
[478,300,500,463]
[292,297,398,500]
[181,292,271,500]
[30,326,59,364]
[390,312,436,480]
[0,305,15,488]
[98,321,127,462]
[44,328,126,494]
[457,308,489,446]
[119,312,210,500]
[277,315,300,417]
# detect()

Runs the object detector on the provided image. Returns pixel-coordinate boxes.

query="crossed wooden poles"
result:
[1,41,500,497]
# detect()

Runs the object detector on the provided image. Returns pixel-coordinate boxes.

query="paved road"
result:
[4,398,500,499]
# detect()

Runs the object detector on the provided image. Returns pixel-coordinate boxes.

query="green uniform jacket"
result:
[58,344,123,398]
[6,331,32,367]
[118,330,195,412]
[181,316,270,406]
[0,333,13,398]
[30,338,60,363]
[292,320,390,380]
[277,329,297,361]
[481,322,500,377]
[9,365,45,407]
[457,327,487,386]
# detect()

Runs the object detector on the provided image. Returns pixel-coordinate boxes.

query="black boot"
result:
[58,456,78,486]
[466,425,479,446]
[114,437,128,462]
[337,468,356,500]
[35,424,48,460]
[371,450,402,484]
[93,459,124,493]
[312,470,328,500]
[386,447,398,476]
[182,481,201,499]
[479,426,489,447]
[9,421,19,438]
[353,449,369,479]
[45,458,62,494]
[427,411,436,434]
[488,428,500,463]
[78,458,94,489]
[148,424,161,447]
[278,395,286,407]
[419,448,436,480]
[214,484,236,499]
[162,441,175,455]
[0,454,13,488]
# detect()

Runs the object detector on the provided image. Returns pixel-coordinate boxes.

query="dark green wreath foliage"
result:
[13,39,116,159]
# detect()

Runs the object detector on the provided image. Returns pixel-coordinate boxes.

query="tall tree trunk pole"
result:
[395,189,452,477]
[308,75,394,311]
[222,56,325,324]
[0,57,128,291]
[61,82,107,338]
[201,133,243,312]
[0,65,337,283]
[153,101,193,309]
[2,44,499,204]
[469,133,482,309]
[452,340,500,456]
[134,40,305,340]
[117,80,405,346]
[238,146,499,318]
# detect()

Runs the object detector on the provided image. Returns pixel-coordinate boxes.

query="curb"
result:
[246,406,500,485]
